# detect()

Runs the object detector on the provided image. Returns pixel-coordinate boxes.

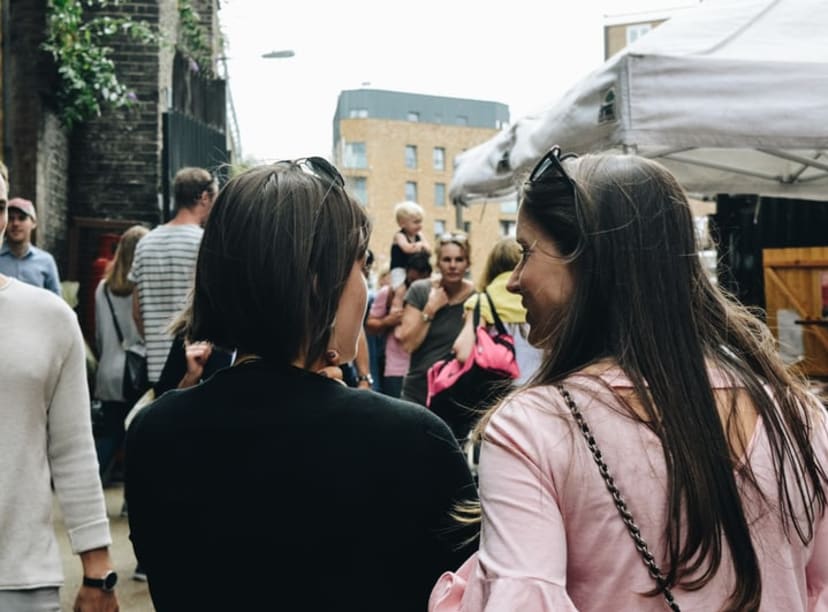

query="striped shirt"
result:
[129,224,203,383]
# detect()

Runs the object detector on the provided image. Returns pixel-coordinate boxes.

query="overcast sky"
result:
[219,0,699,163]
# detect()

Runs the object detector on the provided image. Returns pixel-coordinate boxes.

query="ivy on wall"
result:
[41,0,220,129]
[42,0,156,129]
[177,0,215,77]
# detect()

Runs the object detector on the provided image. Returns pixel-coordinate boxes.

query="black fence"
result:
[161,109,229,221]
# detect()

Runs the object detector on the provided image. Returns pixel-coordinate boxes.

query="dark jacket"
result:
[126,360,478,611]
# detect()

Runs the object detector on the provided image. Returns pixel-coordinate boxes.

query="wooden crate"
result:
[763,247,828,377]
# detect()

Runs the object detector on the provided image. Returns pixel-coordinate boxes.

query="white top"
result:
[129,224,202,383]
[94,280,144,401]
[0,278,111,589]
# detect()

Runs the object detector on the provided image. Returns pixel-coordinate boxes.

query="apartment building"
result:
[332,88,511,283]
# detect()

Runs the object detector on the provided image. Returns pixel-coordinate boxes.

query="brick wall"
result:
[69,0,163,226]
[7,0,71,274]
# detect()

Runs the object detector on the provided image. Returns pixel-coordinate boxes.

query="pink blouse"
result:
[430,368,828,611]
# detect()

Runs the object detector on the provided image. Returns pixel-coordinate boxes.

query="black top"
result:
[153,335,234,397]
[126,360,477,612]
[390,231,422,270]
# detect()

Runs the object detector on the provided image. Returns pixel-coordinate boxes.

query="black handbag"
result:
[103,285,149,403]
[427,292,520,442]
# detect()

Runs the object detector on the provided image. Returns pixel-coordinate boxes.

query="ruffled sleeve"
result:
[430,389,580,611]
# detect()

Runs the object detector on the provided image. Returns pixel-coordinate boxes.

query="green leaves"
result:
[42,0,157,129]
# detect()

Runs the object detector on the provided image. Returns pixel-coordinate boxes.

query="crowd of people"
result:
[1,147,828,611]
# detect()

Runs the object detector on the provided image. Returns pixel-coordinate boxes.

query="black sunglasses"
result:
[278,156,345,188]
[527,145,578,187]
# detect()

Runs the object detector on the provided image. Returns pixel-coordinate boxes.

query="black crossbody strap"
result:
[556,384,680,611]
[102,284,125,345]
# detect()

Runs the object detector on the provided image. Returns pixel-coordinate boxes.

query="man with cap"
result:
[0,197,61,295]
[0,177,118,609]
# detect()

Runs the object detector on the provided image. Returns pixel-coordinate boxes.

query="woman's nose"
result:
[506,268,520,294]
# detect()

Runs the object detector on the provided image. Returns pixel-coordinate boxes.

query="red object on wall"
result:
[83,233,120,348]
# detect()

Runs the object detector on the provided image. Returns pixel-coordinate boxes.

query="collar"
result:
[0,243,33,259]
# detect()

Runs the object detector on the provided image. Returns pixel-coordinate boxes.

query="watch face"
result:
[103,570,119,591]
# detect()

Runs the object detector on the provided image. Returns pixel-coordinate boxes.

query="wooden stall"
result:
[763,247,828,377]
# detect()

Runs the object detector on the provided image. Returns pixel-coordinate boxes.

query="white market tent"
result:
[451,0,828,203]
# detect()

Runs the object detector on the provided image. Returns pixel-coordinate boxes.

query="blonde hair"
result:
[478,238,521,291]
[105,225,149,296]
[394,200,423,225]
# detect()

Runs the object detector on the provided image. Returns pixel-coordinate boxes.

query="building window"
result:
[405,145,417,169]
[500,198,518,214]
[433,147,445,171]
[348,108,368,118]
[407,111,420,122]
[456,115,468,126]
[500,220,516,237]
[434,182,446,207]
[405,181,418,201]
[626,23,652,45]
[463,221,471,234]
[343,142,367,169]
[348,177,367,206]
[434,219,446,239]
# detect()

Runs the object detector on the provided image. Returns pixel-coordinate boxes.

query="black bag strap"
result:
[556,385,680,611]
[472,290,508,336]
[102,284,125,345]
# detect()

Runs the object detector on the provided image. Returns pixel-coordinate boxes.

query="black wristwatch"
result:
[356,373,374,386]
[83,570,118,592]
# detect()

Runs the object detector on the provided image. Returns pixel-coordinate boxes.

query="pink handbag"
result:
[426,292,520,440]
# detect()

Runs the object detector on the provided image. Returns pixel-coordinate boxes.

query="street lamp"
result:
[222,49,295,160]
[262,49,295,59]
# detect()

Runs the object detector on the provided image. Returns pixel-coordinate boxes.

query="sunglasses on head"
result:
[438,232,468,244]
[278,156,345,188]
[527,145,579,187]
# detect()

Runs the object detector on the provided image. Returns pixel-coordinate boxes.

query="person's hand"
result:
[385,309,404,327]
[317,349,346,385]
[426,285,449,315]
[73,586,119,612]
[356,379,372,390]
[178,341,213,389]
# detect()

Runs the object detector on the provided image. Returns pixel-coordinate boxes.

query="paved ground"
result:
[55,483,154,611]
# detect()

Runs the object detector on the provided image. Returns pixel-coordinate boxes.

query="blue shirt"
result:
[0,244,61,295]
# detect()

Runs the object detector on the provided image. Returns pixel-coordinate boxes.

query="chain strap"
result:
[556,385,680,611]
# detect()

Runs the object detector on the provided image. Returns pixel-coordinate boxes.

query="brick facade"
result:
[5,0,224,341]
[336,117,516,286]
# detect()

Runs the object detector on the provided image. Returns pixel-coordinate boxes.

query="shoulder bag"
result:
[103,285,149,403]
[426,291,520,441]
[556,384,681,611]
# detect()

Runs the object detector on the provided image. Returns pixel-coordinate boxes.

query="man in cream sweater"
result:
[0,174,118,611]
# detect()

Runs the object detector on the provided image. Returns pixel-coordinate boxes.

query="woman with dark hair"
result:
[125,158,476,612]
[397,232,476,406]
[430,148,828,611]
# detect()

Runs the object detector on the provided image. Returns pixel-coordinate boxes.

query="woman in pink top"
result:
[366,251,432,398]
[430,148,828,611]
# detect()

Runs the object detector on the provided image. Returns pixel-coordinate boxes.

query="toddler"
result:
[389,201,431,311]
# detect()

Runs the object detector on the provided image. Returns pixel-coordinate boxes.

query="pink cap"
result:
[8,198,36,220]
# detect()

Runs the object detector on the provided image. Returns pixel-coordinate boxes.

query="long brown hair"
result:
[104,225,148,296]
[473,153,826,610]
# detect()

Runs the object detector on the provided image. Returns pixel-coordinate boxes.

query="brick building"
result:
[332,88,513,284]
[2,0,227,339]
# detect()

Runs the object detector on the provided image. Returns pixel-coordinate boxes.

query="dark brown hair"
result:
[507,153,827,610]
[186,161,370,368]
